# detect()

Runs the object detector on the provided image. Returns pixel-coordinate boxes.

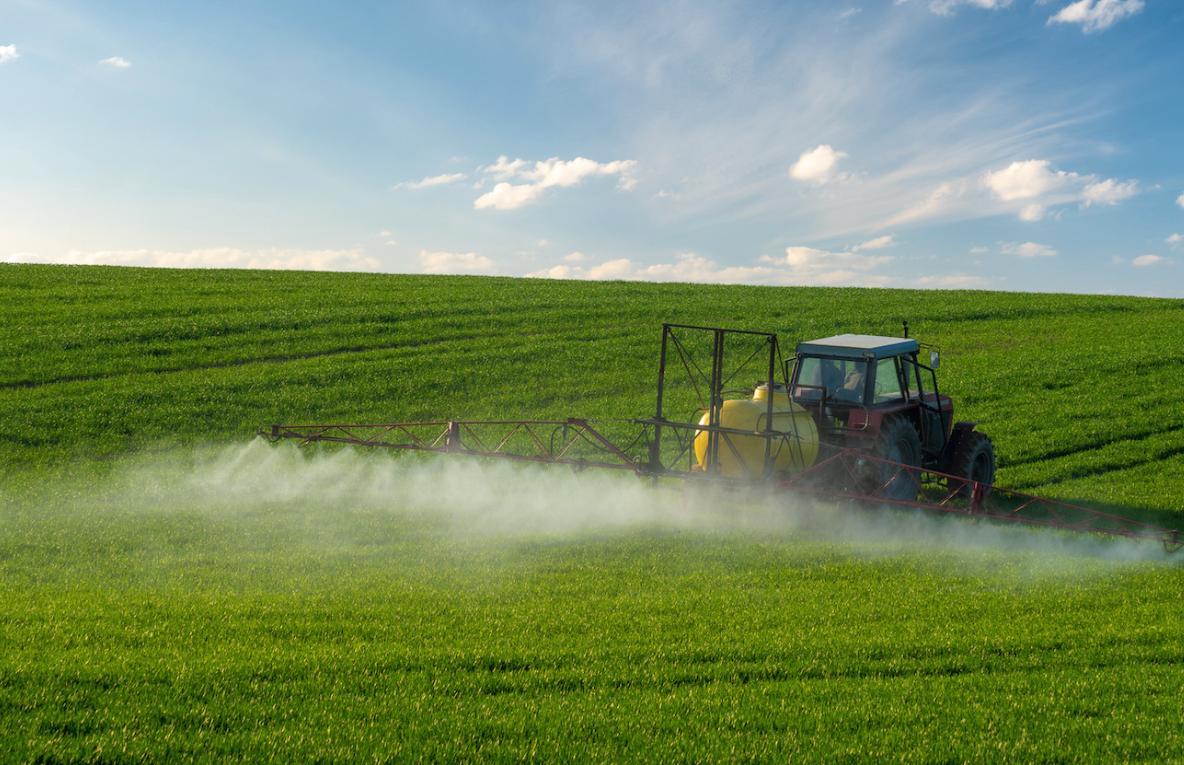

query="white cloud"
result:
[983,160,1073,201]
[1167,234,1183,246]
[474,182,544,210]
[419,250,496,274]
[1000,241,1057,258]
[851,235,894,251]
[526,248,894,287]
[789,145,848,184]
[1177,193,1184,210]
[4,248,381,271]
[970,246,989,254]
[563,252,587,261]
[928,0,1013,15]
[981,160,1138,220]
[773,246,894,284]
[839,8,862,19]
[484,156,529,180]
[473,156,637,210]
[526,157,638,190]
[1019,204,1046,221]
[395,173,466,190]
[1048,0,1144,32]
[0,45,18,64]
[526,245,984,289]
[100,56,131,68]
[1081,178,1138,207]
[1132,254,1164,266]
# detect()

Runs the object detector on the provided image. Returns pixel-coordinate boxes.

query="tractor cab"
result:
[791,334,922,407]
[789,334,953,462]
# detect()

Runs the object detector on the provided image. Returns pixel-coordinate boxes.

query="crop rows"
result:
[2,264,1184,762]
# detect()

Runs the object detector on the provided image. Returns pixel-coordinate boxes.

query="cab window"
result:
[794,357,868,404]
[872,358,904,404]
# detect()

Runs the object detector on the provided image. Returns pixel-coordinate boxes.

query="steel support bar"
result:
[260,420,643,472]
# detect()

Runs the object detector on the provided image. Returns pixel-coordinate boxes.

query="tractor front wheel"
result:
[871,416,922,501]
[957,431,996,494]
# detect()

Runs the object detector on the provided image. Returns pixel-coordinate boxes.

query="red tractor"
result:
[788,329,995,500]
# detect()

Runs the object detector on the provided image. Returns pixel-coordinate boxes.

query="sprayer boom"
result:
[259,323,1179,553]
[258,419,1180,553]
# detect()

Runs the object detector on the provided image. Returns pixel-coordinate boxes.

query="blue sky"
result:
[3,0,1182,295]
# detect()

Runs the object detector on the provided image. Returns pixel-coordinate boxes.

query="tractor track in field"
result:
[1005,423,1184,469]
[0,324,638,392]
[1009,443,1184,492]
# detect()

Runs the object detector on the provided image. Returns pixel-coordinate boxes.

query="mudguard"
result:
[939,421,980,474]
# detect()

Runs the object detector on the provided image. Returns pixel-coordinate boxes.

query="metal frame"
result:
[636,323,790,481]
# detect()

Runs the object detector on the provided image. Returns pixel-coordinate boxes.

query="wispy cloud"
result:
[1132,254,1165,266]
[0,45,18,64]
[526,3,1155,246]
[5,248,381,271]
[927,0,1014,16]
[419,250,496,274]
[884,183,963,227]
[1177,193,1184,210]
[850,234,894,252]
[100,56,131,68]
[1048,0,1144,33]
[394,173,466,190]
[473,156,637,210]
[1000,241,1057,258]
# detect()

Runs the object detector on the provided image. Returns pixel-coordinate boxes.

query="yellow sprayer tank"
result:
[693,384,819,478]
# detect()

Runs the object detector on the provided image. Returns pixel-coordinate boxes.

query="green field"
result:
[2,264,1183,762]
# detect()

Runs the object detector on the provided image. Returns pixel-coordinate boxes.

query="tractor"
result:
[787,330,995,500]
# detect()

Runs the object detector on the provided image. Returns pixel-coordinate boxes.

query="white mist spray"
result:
[85,438,1173,571]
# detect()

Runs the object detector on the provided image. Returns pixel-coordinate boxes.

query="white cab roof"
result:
[796,334,920,360]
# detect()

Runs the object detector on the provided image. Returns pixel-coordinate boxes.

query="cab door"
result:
[902,356,947,456]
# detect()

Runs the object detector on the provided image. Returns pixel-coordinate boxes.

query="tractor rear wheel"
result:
[957,431,996,493]
[871,416,922,501]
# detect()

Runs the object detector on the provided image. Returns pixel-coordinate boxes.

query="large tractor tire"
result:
[957,431,996,493]
[871,416,922,501]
